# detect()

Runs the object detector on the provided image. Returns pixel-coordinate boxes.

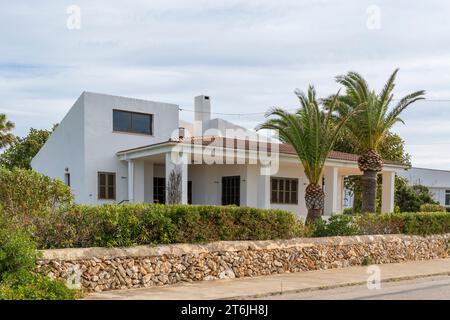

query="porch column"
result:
[381,171,395,213]
[257,166,271,209]
[133,161,145,203]
[165,152,188,204]
[336,174,345,214]
[323,166,339,215]
[127,160,135,203]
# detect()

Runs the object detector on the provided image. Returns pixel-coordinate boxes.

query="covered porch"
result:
[116,138,403,218]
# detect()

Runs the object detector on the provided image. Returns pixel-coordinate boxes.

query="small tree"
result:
[257,86,359,223]
[395,183,438,212]
[0,113,15,150]
[167,167,182,204]
[0,127,54,170]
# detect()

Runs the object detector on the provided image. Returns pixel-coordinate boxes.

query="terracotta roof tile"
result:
[119,136,404,166]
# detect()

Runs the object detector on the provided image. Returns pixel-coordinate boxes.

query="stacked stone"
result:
[36,234,450,293]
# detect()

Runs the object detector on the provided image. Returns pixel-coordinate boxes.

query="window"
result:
[113,110,153,135]
[153,177,166,204]
[64,173,71,187]
[446,190,450,206]
[271,178,298,204]
[98,172,116,200]
[222,176,240,206]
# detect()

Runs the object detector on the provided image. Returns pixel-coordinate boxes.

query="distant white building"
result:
[397,167,450,208]
[31,91,404,218]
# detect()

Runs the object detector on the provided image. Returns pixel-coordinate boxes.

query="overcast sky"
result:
[1,0,450,169]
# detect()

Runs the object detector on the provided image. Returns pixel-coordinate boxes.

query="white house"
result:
[397,167,450,208]
[31,91,405,219]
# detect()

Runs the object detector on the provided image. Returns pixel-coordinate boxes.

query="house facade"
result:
[397,167,450,208]
[32,92,405,219]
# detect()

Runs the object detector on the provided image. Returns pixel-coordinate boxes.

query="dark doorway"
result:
[222,176,240,206]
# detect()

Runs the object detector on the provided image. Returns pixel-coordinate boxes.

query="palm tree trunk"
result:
[361,170,377,214]
[305,183,324,224]
[306,208,322,224]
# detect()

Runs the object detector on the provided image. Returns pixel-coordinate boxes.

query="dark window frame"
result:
[64,173,71,187]
[271,177,299,205]
[113,109,153,135]
[445,190,450,206]
[98,172,116,200]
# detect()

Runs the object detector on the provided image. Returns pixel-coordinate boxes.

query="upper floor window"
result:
[113,110,153,135]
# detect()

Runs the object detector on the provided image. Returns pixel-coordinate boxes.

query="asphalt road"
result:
[259,275,450,300]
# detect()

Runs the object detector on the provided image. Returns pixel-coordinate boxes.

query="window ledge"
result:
[112,131,154,137]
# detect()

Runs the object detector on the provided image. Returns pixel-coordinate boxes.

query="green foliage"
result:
[395,184,437,212]
[32,204,308,249]
[257,86,357,185]
[0,113,15,150]
[0,221,40,281]
[420,203,446,212]
[312,214,361,237]
[0,216,76,300]
[401,212,450,235]
[0,127,53,170]
[342,208,354,215]
[0,168,73,224]
[333,69,425,152]
[314,212,450,237]
[0,273,77,300]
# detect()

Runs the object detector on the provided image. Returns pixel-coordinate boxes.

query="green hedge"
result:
[33,204,307,249]
[420,203,447,213]
[314,212,450,237]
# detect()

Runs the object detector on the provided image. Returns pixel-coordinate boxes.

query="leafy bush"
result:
[0,216,77,300]
[0,223,40,281]
[395,184,437,212]
[0,168,73,224]
[420,203,446,212]
[342,208,354,215]
[32,204,308,249]
[0,273,77,300]
[314,212,450,237]
[313,215,361,237]
[401,212,450,235]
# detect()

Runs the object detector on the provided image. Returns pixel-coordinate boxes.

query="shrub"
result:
[342,208,354,215]
[312,215,361,237]
[395,184,437,212]
[0,215,77,300]
[0,168,73,224]
[0,223,40,281]
[401,212,450,235]
[420,203,446,212]
[0,273,77,300]
[32,204,307,249]
[314,212,450,237]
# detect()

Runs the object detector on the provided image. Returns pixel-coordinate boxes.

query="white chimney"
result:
[194,95,211,136]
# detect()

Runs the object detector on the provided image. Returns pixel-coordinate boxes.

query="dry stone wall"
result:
[36,234,450,292]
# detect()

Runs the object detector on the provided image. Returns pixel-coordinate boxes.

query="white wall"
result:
[33,92,179,204]
[82,92,179,204]
[31,94,86,203]
[187,162,309,219]
[188,164,249,206]
[269,163,309,219]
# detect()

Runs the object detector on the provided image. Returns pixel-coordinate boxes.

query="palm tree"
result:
[257,86,357,223]
[0,113,15,149]
[333,69,425,214]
